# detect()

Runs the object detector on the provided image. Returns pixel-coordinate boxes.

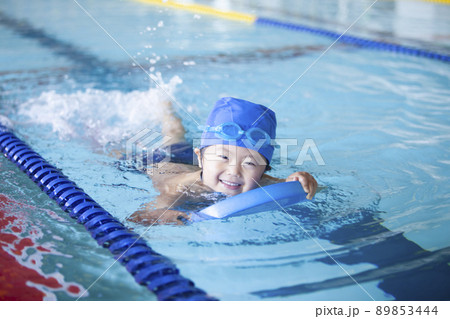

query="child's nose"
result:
[226,164,241,177]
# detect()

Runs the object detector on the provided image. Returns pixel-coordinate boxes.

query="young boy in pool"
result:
[129,97,317,225]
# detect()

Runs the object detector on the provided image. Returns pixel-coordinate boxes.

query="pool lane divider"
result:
[0,11,112,75]
[255,17,449,62]
[135,0,449,63]
[421,0,450,4]
[135,0,255,22]
[0,124,217,301]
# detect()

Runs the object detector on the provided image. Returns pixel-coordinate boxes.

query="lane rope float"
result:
[135,0,450,62]
[0,124,217,301]
[255,17,450,62]
[135,0,256,22]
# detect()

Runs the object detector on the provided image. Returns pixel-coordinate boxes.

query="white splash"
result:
[18,75,183,147]
[0,114,13,130]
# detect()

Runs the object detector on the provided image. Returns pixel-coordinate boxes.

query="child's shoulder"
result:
[147,162,200,191]
[148,162,211,199]
[147,162,199,178]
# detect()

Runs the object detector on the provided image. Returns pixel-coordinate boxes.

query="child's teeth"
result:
[222,180,239,186]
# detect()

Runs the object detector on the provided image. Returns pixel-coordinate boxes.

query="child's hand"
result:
[286,172,317,200]
[128,208,189,226]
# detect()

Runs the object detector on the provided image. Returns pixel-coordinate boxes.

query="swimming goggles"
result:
[200,122,271,147]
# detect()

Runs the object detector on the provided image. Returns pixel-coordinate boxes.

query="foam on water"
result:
[17,74,183,147]
[0,114,13,130]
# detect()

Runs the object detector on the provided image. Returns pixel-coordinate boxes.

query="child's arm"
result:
[160,100,186,144]
[260,171,318,200]
[128,168,200,226]
[124,100,193,226]
[127,190,189,226]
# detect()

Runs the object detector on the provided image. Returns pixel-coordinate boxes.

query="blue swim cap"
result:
[200,97,276,163]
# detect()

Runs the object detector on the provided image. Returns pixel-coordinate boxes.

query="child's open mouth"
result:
[220,179,242,190]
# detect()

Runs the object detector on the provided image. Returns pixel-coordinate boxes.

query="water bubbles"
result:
[139,21,165,76]
[147,55,161,65]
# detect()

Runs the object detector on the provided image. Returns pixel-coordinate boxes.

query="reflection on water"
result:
[1,0,449,300]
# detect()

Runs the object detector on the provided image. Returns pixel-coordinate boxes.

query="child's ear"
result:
[194,148,202,168]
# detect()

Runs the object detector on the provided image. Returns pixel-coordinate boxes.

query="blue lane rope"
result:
[135,1,449,63]
[0,124,217,301]
[255,17,450,63]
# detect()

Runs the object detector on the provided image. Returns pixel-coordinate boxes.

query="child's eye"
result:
[243,161,256,167]
[218,155,228,160]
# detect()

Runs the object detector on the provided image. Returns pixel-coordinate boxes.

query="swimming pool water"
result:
[1,0,449,300]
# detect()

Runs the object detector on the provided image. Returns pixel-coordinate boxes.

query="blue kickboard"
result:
[191,181,307,221]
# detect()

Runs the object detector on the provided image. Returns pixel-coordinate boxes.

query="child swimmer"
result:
[129,97,317,225]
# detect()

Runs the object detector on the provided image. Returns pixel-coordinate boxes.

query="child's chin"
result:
[220,188,243,196]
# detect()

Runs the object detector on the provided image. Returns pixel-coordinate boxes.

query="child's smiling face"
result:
[195,144,267,196]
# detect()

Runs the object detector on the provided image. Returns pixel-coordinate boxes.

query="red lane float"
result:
[0,194,84,300]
